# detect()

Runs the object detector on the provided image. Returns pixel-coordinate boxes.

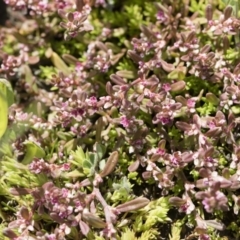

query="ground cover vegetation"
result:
[0,0,240,239]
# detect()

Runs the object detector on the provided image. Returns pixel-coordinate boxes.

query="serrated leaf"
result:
[169,222,181,240]
[120,229,136,240]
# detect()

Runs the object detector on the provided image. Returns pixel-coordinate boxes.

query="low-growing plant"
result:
[0,0,240,239]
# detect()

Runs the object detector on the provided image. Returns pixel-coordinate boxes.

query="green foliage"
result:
[221,0,239,14]
[1,0,240,239]
[70,144,108,177]
[39,66,56,79]
[185,76,220,96]
[133,197,171,232]
[0,156,46,187]
[189,0,208,15]
[0,79,14,138]
[168,126,181,142]
[124,5,144,33]
[169,221,182,240]
[117,58,136,71]
[196,101,216,116]
[111,177,133,203]
[120,228,156,240]
[22,141,46,165]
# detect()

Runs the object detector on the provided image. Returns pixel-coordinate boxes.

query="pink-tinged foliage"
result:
[1,0,240,239]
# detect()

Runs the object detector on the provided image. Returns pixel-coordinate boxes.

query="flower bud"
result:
[80,220,90,236]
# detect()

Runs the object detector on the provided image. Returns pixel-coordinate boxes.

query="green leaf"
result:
[64,138,77,153]
[116,70,136,79]
[95,143,106,160]
[0,79,14,139]
[231,106,240,114]
[22,141,46,165]
[206,93,219,105]
[120,229,136,240]
[23,65,38,93]
[167,69,186,80]
[169,221,182,240]
[142,197,171,231]
[82,152,98,176]
[63,169,85,178]
[51,52,71,75]
[70,146,85,166]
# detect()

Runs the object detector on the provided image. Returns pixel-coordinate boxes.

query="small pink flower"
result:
[162,83,171,92]
[120,116,130,128]
[156,11,166,22]
[156,148,165,156]
[159,116,171,125]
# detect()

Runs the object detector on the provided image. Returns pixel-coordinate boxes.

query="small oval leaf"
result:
[100,151,119,178]
[51,52,70,75]
[116,197,150,212]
